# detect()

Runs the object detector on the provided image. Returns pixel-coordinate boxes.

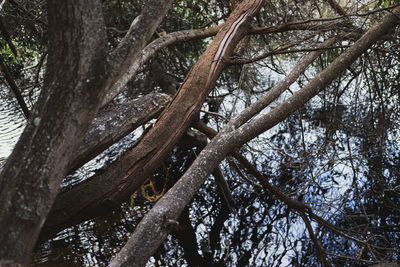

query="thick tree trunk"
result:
[0,0,108,264]
[107,8,399,266]
[0,0,175,263]
[37,0,264,246]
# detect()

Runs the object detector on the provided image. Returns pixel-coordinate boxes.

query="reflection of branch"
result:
[298,211,331,267]
[212,166,236,213]
[196,122,370,251]
[0,54,30,118]
[232,147,368,246]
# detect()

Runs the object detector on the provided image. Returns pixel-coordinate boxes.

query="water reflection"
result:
[0,87,26,162]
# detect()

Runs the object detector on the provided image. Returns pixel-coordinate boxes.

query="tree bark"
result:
[102,0,175,106]
[107,8,399,266]
[68,93,171,173]
[38,0,264,248]
[107,1,265,266]
[0,0,108,264]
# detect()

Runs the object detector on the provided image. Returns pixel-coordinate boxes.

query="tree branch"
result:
[103,0,174,105]
[0,53,31,118]
[102,26,219,105]
[107,8,399,266]
[69,93,171,172]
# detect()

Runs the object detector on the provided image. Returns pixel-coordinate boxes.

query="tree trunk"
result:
[0,0,108,264]
[38,0,264,246]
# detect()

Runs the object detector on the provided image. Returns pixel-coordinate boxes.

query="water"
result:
[0,88,26,163]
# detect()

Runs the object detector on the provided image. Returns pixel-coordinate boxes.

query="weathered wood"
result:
[107,8,399,267]
[39,0,264,248]
[68,93,171,172]
[107,1,264,266]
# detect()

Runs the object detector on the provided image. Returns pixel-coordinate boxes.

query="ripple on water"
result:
[0,101,26,161]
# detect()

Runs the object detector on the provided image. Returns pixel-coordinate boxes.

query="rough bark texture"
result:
[38,0,263,246]
[37,94,171,242]
[102,0,175,106]
[107,1,265,266]
[0,0,108,263]
[68,93,171,173]
[107,9,399,267]
[103,26,219,104]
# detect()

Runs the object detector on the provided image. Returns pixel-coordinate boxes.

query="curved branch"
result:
[102,26,219,105]
[109,8,399,266]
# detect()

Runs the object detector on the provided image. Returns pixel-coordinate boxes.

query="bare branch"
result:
[102,26,219,106]
[103,0,174,105]
[109,8,399,266]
